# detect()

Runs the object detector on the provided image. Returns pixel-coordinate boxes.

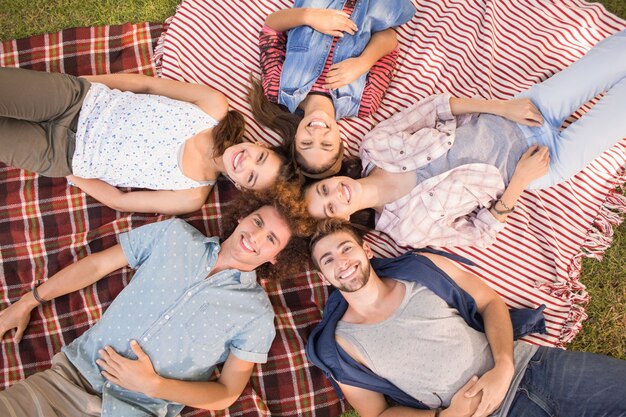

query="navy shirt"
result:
[63,219,276,417]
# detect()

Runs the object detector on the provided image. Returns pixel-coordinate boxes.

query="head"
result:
[221,182,316,281]
[221,142,288,191]
[247,76,342,180]
[293,112,343,178]
[310,220,373,293]
[305,175,361,220]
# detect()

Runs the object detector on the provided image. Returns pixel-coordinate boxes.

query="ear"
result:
[362,242,374,260]
[255,141,269,148]
[268,257,278,265]
[234,182,242,191]
[237,217,243,224]
[316,271,331,286]
[343,213,351,221]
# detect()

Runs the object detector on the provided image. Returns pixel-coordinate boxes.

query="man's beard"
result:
[338,262,370,293]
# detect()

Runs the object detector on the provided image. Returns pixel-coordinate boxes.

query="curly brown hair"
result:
[220,181,316,281]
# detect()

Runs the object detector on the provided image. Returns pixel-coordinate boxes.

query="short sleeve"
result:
[259,25,287,103]
[118,219,180,269]
[230,310,276,364]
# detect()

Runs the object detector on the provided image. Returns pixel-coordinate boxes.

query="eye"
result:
[302,141,313,146]
[254,217,261,227]
[328,204,335,215]
[247,173,254,184]
[257,152,264,163]
[323,257,333,265]
[321,184,328,195]
[321,142,333,149]
[342,245,352,253]
[267,235,275,244]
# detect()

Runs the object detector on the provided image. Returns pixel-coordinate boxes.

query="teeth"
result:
[339,265,357,280]
[233,152,243,169]
[308,121,328,128]
[242,236,254,252]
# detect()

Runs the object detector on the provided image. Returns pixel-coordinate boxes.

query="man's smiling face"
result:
[311,231,373,293]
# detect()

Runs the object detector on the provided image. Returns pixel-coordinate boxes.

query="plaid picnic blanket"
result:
[0,3,625,417]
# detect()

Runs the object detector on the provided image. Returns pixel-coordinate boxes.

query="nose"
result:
[250,226,263,245]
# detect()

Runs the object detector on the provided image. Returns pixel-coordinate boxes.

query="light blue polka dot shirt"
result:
[62,219,276,417]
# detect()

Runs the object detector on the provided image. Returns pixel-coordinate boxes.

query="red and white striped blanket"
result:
[156,0,626,347]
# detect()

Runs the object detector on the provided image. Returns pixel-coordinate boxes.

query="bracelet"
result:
[32,281,46,305]
[492,198,515,215]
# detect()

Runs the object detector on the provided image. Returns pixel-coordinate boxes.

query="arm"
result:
[265,8,357,35]
[487,145,549,223]
[81,74,228,120]
[341,377,482,417]
[0,245,128,342]
[324,28,399,89]
[449,97,543,127]
[420,253,516,417]
[68,176,211,215]
[99,343,255,410]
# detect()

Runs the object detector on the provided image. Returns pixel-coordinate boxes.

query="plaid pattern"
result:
[156,0,626,415]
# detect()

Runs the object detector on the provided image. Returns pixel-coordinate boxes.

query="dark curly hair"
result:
[220,181,316,281]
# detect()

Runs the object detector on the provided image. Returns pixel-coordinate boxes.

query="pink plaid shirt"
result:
[360,93,506,248]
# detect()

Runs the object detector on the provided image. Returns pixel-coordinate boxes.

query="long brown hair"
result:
[211,110,246,157]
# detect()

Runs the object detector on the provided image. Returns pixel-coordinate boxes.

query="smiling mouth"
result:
[240,234,256,254]
[341,183,352,204]
[232,151,244,171]
[308,119,328,128]
[338,264,359,281]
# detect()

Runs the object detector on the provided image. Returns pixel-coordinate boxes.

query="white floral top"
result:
[72,83,218,190]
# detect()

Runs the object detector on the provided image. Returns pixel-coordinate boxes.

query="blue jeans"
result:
[516,29,626,189]
[507,346,626,417]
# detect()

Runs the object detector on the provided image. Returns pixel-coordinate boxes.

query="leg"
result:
[0,68,90,177]
[548,76,626,184]
[508,346,626,417]
[517,29,626,129]
[0,353,101,417]
[0,67,89,123]
[0,117,75,176]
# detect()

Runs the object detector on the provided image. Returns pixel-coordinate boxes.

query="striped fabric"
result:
[156,3,626,414]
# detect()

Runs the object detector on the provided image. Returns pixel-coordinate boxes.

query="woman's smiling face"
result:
[305,176,361,220]
[222,143,283,190]
[294,110,342,173]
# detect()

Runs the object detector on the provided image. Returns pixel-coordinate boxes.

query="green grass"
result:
[0,1,624,416]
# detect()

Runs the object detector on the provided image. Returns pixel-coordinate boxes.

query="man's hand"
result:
[497,98,544,127]
[97,340,162,397]
[464,364,515,417]
[306,9,358,37]
[441,376,482,417]
[324,57,369,90]
[0,296,38,343]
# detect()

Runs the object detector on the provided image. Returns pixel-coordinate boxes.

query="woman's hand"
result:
[512,145,550,186]
[97,341,162,397]
[498,98,544,127]
[306,9,358,37]
[324,57,369,89]
[0,296,38,343]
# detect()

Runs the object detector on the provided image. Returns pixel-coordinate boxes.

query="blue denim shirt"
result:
[279,0,415,119]
[63,219,276,417]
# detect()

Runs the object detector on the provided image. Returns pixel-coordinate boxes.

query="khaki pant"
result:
[0,353,101,417]
[0,67,91,177]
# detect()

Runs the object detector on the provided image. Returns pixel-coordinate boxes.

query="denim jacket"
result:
[306,250,547,408]
[278,0,416,119]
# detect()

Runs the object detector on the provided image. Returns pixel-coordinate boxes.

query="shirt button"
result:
[426,156,432,161]
[164,315,170,320]
[429,192,434,197]
[399,150,405,155]
[447,141,452,145]
[187,292,192,297]
[143,337,148,342]
[402,166,407,171]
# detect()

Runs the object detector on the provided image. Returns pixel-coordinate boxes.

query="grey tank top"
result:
[336,280,537,416]
[415,113,528,187]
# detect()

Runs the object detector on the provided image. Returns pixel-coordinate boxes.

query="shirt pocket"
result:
[183,305,232,349]
[286,26,314,52]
